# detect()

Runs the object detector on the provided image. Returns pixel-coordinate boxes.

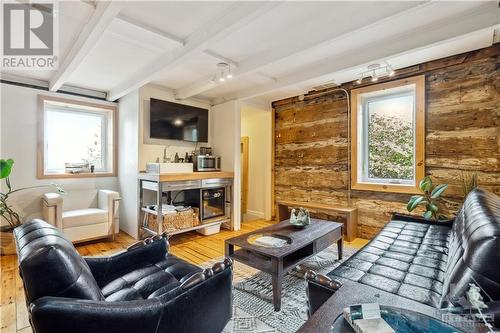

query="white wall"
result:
[118,90,140,238]
[211,101,241,230]
[138,84,212,171]
[241,102,272,221]
[0,83,118,224]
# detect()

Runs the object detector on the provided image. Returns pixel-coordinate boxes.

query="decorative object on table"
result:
[90,165,95,173]
[343,303,395,333]
[1,158,63,255]
[289,207,310,228]
[406,176,449,221]
[332,304,466,333]
[464,283,495,332]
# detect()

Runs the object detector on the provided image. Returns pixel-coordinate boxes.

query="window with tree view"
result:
[39,96,116,178]
[351,76,425,193]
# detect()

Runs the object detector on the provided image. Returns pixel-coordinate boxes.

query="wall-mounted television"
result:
[150,98,208,142]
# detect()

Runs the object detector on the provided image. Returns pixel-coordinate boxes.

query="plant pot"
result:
[0,225,16,256]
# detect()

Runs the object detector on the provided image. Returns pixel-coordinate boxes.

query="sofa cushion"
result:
[440,188,500,306]
[14,219,105,303]
[102,255,201,301]
[327,218,450,307]
[63,208,108,228]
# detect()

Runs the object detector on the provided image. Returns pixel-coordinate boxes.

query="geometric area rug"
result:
[202,244,357,333]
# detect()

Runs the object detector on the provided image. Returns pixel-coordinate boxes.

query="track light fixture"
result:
[212,62,233,84]
[355,62,395,85]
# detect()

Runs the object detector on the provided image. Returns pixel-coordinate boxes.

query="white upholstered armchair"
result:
[42,189,120,243]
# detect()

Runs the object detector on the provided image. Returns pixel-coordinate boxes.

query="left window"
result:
[38,95,117,178]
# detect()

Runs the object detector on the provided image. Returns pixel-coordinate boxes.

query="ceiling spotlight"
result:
[173,118,183,126]
[226,73,233,79]
[356,76,363,84]
[219,76,225,82]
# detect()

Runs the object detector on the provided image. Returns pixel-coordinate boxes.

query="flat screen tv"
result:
[150,98,208,142]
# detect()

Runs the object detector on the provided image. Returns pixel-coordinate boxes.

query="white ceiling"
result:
[2,1,499,105]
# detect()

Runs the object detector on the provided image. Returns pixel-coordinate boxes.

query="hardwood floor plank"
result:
[0,303,16,333]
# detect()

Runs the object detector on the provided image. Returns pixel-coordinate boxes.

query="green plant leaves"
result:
[427,203,438,213]
[407,195,425,211]
[419,176,432,193]
[0,159,14,179]
[423,211,433,220]
[431,184,448,199]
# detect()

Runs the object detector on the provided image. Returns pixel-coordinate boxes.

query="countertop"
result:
[138,171,234,182]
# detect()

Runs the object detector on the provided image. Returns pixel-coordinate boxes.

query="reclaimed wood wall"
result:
[272,44,500,239]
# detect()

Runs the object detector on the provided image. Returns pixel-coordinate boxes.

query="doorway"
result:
[240,103,272,222]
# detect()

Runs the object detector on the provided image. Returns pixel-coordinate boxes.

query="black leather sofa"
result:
[14,219,233,333]
[307,188,500,317]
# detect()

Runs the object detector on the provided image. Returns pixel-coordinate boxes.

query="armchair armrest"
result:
[98,189,120,237]
[305,270,342,317]
[98,190,120,211]
[30,297,163,333]
[84,236,168,287]
[41,193,63,228]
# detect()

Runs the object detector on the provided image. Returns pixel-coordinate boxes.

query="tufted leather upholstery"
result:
[14,219,233,333]
[308,188,500,314]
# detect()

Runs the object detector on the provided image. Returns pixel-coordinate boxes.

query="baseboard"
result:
[243,210,265,221]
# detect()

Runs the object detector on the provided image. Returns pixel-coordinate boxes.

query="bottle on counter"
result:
[184,152,189,162]
[174,152,179,163]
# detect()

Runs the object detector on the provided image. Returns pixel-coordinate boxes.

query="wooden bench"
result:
[276,200,358,242]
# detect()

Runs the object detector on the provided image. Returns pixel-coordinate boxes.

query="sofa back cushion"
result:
[14,219,104,303]
[441,189,500,306]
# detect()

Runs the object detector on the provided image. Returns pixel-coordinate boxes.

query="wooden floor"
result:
[0,219,368,333]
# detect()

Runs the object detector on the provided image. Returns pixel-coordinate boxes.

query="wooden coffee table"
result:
[225,219,343,311]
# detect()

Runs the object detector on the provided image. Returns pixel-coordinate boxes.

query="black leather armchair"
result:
[14,219,233,333]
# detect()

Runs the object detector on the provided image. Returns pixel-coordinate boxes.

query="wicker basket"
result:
[147,207,199,233]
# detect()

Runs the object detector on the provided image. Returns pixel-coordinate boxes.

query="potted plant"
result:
[406,176,450,221]
[1,158,63,255]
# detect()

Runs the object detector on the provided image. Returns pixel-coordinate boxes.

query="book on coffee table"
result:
[343,303,395,333]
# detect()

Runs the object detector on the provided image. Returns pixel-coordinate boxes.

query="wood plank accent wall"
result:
[272,44,500,239]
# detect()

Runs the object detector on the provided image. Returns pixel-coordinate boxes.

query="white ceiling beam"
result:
[49,1,121,91]
[175,1,434,100]
[213,2,500,104]
[116,13,184,46]
[107,2,280,101]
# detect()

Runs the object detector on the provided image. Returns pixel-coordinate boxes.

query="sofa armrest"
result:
[84,236,169,287]
[305,270,342,317]
[41,193,63,228]
[29,297,164,333]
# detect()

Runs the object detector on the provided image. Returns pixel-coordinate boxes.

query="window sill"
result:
[351,182,420,194]
[37,172,116,179]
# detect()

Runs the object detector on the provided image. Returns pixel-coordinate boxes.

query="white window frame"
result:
[350,75,425,194]
[38,95,117,179]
